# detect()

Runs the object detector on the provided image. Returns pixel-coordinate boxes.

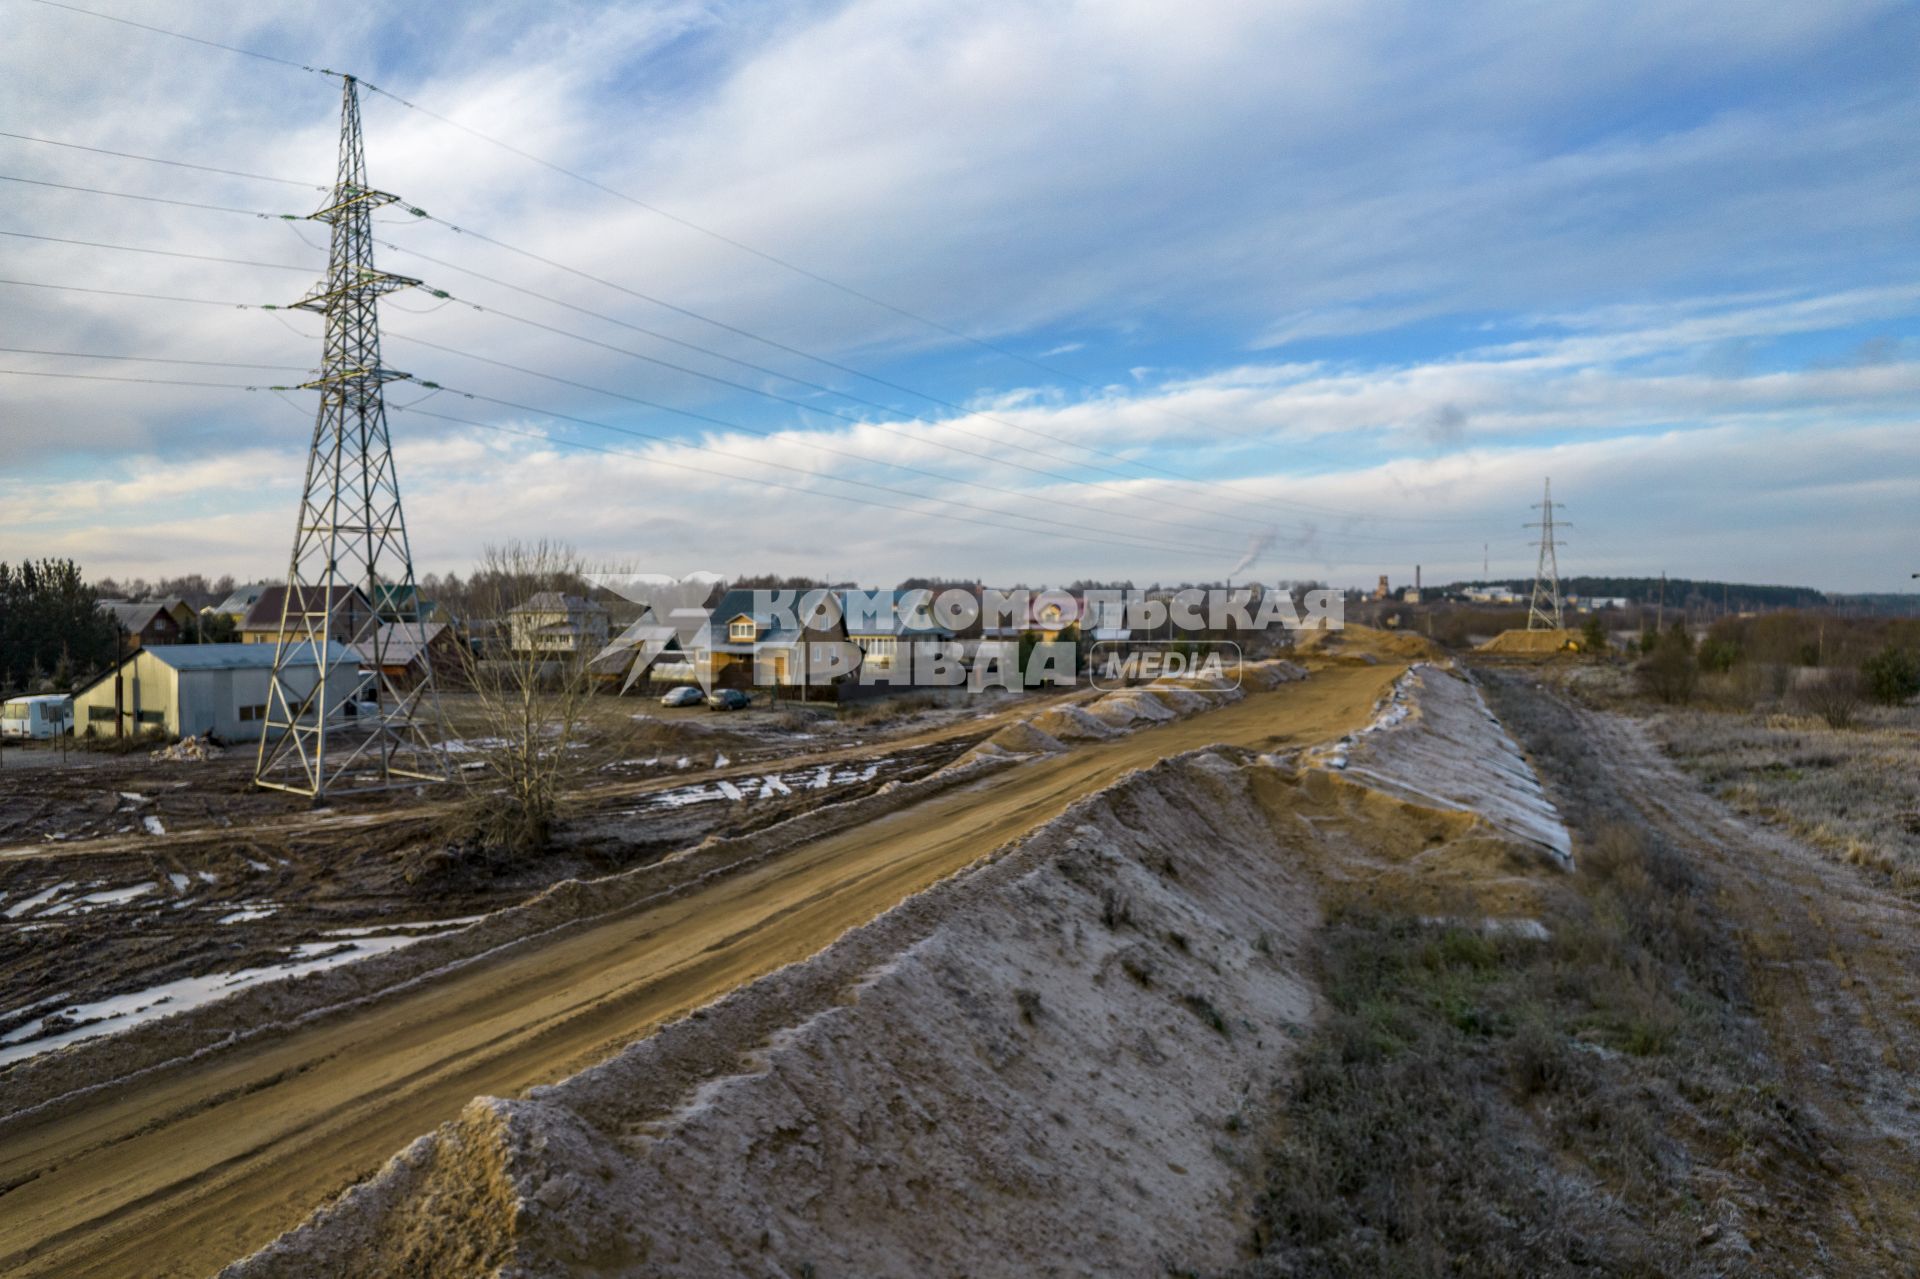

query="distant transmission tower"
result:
[256,76,447,798]
[1524,477,1568,631]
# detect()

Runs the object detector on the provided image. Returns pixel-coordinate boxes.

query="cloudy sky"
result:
[1,0,1915,590]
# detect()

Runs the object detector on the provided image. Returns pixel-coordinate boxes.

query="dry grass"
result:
[1652,704,1920,894]
[1217,674,1830,1278]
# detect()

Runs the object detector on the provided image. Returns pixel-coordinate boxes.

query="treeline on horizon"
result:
[1440,575,1918,616]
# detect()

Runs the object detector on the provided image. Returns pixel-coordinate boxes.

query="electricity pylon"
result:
[1524,477,1567,631]
[256,75,447,798]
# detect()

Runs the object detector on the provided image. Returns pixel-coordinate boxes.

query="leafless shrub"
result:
[448,539,600,856]
[1795,668,1863,730]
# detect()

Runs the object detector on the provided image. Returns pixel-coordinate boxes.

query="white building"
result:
[70,642,358,741]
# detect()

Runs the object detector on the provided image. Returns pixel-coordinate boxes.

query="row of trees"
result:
[1634,613,1920,725]
[0,560,121,693]
[92,572,241,610]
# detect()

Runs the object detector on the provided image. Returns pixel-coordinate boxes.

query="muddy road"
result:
[0,664,1400,1279]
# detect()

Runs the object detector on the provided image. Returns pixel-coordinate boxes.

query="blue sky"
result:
[1,0,1916,590]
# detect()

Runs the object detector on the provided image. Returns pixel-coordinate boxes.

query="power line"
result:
[0,345,308,371]
[12,10,1486,529]
[5,142,1488,536]
[389,405,1403,568]
[384,332,1268,550]
[0,362,1414,569]
[2,243,1473,552]
[3,271,1472,562]
[0,352,1239,558]
[0,366,274,390]
[416,384,1251,560]
[0,131,325,188]
[21,0,339,77]
[0,229,317,272]
[385,219,1489,528]
[0,276,258,308]
[1,169,1295,533]
[1,138,1281,515]
[0,173,299,219]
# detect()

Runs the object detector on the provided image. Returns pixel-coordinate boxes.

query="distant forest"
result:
[1443,576,1920,616]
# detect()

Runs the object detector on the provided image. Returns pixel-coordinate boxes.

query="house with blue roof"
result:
[69,642,359,741]
[699,587,850,687]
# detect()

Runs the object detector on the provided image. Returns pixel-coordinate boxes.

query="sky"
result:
[0,0,1916,591]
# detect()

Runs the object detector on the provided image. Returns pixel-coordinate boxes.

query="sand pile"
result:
[1306,663,1572,871]
[1028,703,1121,740]
[1296,622,1440,662]
[1477,627,1582,655]
[980,719,1069,756]
[1240,660,1309,691]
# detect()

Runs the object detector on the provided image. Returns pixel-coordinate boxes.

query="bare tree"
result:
[450,540,602,855]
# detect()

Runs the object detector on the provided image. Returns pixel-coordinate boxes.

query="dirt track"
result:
[1571,703,1920,1270]
[1484,673,1920,1273]
[0,664,1400,1279]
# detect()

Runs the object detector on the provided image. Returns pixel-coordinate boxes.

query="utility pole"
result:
[256,76,447,799]
[1656,571,1666,632]
[1523,477,1567,631]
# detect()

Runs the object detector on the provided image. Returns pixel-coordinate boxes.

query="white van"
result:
[1,695,73,739]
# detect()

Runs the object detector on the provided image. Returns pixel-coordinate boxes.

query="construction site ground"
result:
[0,660,1400,1278]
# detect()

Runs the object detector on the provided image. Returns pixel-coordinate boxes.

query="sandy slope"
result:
[0,663,1400,1279]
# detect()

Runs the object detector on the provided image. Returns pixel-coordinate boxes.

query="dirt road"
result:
[0,663,1399,1279]
[1578,707,1920,1270]
[1487,674,1920,1273]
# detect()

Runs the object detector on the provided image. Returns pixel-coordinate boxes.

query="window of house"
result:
[88,705,115,722]
[729,618,757,641]
[239,704,267,722]
[137,710,164,725]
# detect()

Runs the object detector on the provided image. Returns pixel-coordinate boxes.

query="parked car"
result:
[659,685,704,707]
[705,688,752,712]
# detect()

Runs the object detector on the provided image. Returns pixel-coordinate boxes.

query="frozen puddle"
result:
[640,759,886,811]
[0,919,480,1066]
[1307,664,1572,866]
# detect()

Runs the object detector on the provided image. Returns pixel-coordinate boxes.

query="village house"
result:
[838,588,955,678]
[98,597,195,650]
[206,582,273,625]
[699,588,848,687]
[351,621,463,691]
[506,592,610,658]
[69,641,358,741]
[239,585,379,646]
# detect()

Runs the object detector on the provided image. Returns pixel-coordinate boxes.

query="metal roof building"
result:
[71,642,358,742]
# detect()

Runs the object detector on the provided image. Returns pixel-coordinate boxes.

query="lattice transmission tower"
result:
[1524,477,1568,631]
[256,76,447,798]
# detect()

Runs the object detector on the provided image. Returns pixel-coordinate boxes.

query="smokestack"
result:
[1415,564,1422,593]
